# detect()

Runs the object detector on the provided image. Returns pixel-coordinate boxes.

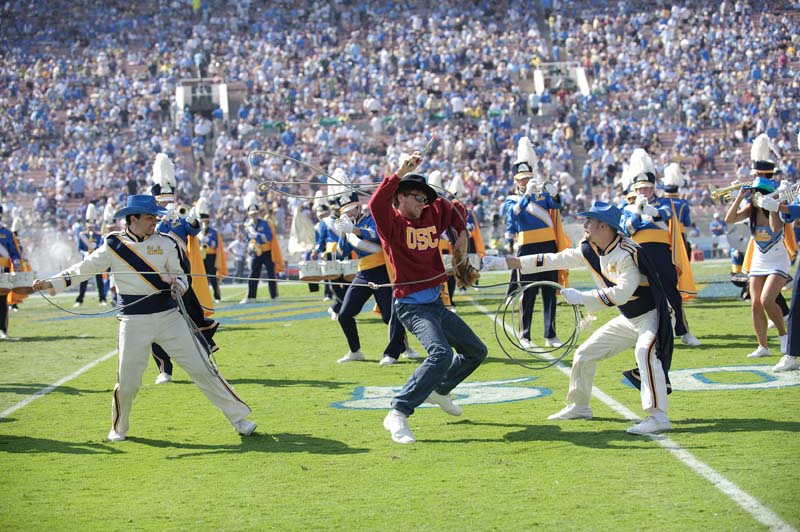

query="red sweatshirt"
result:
[369,173,467,298]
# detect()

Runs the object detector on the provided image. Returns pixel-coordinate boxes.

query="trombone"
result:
[710,181,744,203]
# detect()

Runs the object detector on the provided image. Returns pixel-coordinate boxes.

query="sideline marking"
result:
[0,349,117,420]
[469,297,796,532]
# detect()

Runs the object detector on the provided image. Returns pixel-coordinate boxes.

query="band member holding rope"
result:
[32,195,257,441]
[241,192,283,303]
[485,201,674,435]
[372,150,487,444]
[0,205,22,339]
[149,153,218,385]
[504,137,570,348]
[73,203,108,308]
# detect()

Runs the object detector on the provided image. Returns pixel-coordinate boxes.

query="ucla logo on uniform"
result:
[147,245,164,255]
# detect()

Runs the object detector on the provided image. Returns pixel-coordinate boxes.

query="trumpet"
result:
[177,204,190,217]
[710,181,744,203]
[753,181,799,209]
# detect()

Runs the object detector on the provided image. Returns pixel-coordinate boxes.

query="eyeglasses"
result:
[406,193,428,205]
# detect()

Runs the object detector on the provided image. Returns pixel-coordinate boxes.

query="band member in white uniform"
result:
[485,202,674,435]
[32,195,257,441]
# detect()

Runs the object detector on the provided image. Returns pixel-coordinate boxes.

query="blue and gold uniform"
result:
[242,207,284,301]
[0,208,21,337]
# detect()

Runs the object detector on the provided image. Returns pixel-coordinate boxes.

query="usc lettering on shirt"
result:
[406,226,439,251]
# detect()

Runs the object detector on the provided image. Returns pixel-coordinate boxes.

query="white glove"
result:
[524,178,540,197]
[480,255,508,271]
[185,207,199,225]
[543,181,558,196]
[754,194,780,212]
[170,276,188,298]
[165,203,180,223]
[561,287,584,306]
[335,215,354,234]
[641,204,659,217]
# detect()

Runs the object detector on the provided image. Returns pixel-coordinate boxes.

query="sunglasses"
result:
[405,193,428,205]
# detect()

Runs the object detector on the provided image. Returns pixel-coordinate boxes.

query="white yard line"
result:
[470,297,796,532]
[0,349,117,420]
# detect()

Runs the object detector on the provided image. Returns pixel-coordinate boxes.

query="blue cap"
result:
[113,195,170,219]
[743,177,776,194]
[577,201,623,232]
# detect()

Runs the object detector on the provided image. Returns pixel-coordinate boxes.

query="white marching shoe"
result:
[239,297,255,305]
[425,391,462,416]
[626,416,671,435]
[233,418,257,436]
[772,355,799,372]
[383,409,415,444]
[747,346,771,359]
[155,372,172,384]
[402,348,422,360]
[106,429,126,442]
[379,355,397,367]
[545,336,564,348]
[680,332,701,347]
[337,350,365,363]
[548,404,593,420]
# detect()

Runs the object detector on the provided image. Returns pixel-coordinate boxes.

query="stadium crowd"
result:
[0,0,799,272]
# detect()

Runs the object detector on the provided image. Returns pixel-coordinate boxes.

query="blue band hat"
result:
[113,195,170,219]
[150,183,176,203]
[397,173,438,205]
[577,201,623,233]
[743,177,776,194]
[512,161,535,180]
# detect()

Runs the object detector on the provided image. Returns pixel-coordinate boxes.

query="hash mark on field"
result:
[0,349,117,419]
[470,297,796,532]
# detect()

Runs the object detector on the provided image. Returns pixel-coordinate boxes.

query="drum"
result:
[442,254,453,274]
[320,260,343,280]
[339,259,358,281]
[726,222,750,255]
[0,273,11,296]
[298,261,324,282]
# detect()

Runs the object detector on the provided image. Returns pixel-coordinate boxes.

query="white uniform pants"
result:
[112,308,250,436]
[567,309,668,415]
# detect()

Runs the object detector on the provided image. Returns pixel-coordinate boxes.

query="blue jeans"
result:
[392,298,487,416]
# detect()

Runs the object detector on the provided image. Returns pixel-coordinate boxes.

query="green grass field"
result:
[1,260,798,531]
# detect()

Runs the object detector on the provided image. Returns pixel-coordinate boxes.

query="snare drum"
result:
[320,260,343,280]
[298,261,324,282]
[339,259,358,281]
[10,271,35,295]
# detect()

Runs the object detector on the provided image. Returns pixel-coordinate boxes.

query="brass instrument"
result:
[710,181,744,203]
[177,204,190,217]
[753,181,799,209]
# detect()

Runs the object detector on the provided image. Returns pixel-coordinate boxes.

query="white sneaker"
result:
[155,372,172,384]
[772,355,799,372]
[239,297,254,304]
[426,391,462,416]
[379,355,397,366]
[680,332,702,347]
[233,418,257,436]
[337,350,365,363]
[402,348,422,360]
[0,330,7,340]
[519,337,532,349]
[383,410,415,444]
[99,301,108,306]
[327,307,338,321]
[547,404,593,420]
[779,335,788,355]
[545,336,564,348]
[73,302,82,308]
[626,416,671,435]
[106,429,126,442]
[747,346,771,358]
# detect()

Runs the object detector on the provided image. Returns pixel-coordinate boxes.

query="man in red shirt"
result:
[370,150,488,444]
